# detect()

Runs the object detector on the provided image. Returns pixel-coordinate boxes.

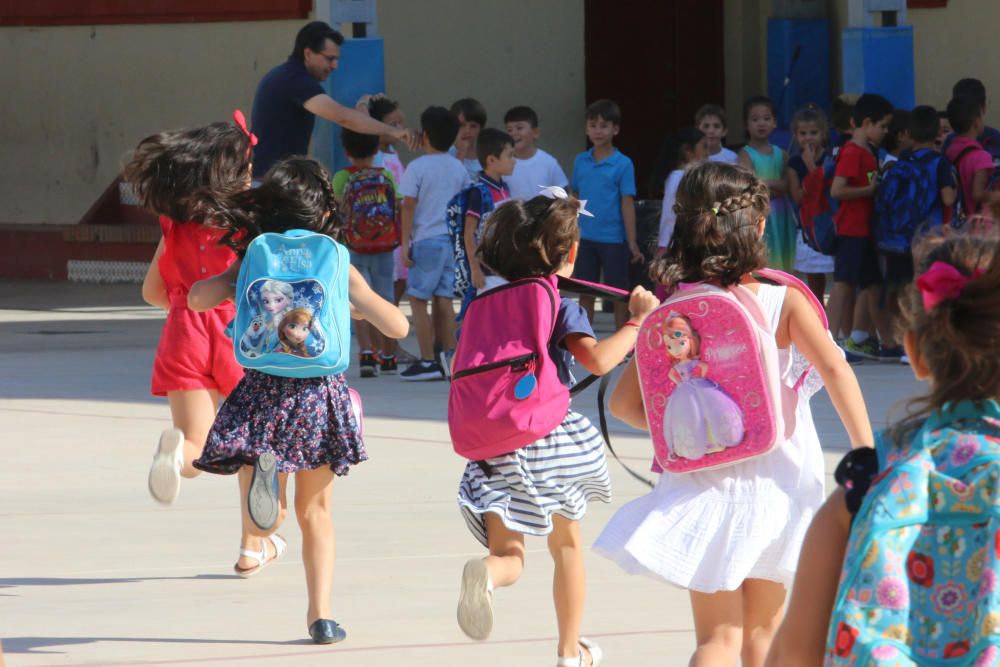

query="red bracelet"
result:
[624,320,641,328]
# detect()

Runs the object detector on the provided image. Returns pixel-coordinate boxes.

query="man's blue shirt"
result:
[251,58,325,178]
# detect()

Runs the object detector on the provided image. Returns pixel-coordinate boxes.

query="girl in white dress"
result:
[593,161,873,667]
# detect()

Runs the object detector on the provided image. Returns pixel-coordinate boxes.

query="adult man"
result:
[251,21,417,178]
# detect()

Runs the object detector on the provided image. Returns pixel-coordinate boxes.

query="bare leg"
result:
[483,513,525,588]
[432,295,456,351]
[805,273,827,304]
[826,282,856,340]
[294,465,337,626]
[166,389,220,478]
[740,579,787,667]
[579,295,596,324]
[410,296,434,359]
[689,588,743,667]
[236,465,289,569]
[356,320,374,353]
[548,515,589,662]
[863,285,891,347]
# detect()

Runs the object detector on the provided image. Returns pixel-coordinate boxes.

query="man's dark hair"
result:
[450,98,487,127]
[368,96,399,122]
[586,99,622,125]
[476,128,514,167]
[909,105,940,144]
[953,78,987,110]
[420,106,460,151]
[291,21,344,62]
[851,93,893,127]
[948,95,983,135]
[503,106,539,128]
[341,128,379,160]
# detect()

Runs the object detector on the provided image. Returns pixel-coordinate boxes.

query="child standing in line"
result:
[738,96,797,272]
[786,104,835,302]
[650,127,707,253]
[878,108,912,171]
[453,193,658,667]
[504,105,570,201]
[129,113,275,576]
[695,104,738,164]
[945,94,999,216]
[189,157,409,644]
[765,224,1000,665]
[451,97,488,180]
[594,161,872,667]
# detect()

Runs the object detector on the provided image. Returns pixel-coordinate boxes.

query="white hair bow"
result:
[538,185,594,217]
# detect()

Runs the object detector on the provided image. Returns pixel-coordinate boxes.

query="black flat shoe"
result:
[309,619,347,644]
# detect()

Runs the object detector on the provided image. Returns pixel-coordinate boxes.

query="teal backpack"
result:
[231,230,351,378]
[825,400,1000,666]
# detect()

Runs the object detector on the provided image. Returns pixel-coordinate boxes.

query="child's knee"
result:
[294,498,330,528]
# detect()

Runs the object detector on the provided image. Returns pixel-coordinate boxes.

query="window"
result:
[0,1,311,26]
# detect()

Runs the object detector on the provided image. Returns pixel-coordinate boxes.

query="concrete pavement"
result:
[0,282,921,667]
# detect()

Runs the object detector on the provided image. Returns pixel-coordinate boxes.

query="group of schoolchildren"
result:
[131,76,1000,667]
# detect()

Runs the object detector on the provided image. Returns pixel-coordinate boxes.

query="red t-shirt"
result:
[158,216,237,298]
[833,141,879,238]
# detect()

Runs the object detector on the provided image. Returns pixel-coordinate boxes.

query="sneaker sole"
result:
[148,428,184,505]
[380,367,398,375]
[248,452,280,531]
[360,366,379,378]
[457,559,493,641]
[401,371,445,381]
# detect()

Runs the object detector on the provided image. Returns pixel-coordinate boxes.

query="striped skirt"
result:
[458,411,612,547]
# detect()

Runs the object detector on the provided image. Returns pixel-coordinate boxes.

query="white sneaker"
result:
[148,428,184,504]
[457,558,494,641]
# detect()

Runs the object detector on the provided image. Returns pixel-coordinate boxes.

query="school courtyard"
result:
[0,282,918,667]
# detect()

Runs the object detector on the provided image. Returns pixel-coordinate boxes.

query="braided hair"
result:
[650,161,770,291]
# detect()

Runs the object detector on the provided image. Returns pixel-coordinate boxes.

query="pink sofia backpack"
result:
[636,269,827,473]
[449,275,569,460]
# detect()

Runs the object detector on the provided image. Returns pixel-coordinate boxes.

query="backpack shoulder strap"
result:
[954,145,978,166]
[754,268,828,329]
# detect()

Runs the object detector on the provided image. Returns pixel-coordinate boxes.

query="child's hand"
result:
[628,241,644,264]
[394,127,420,151]
[471,265,486,289]
[802,144,818,171]
[627,286,659,324]
[402,246,414,268]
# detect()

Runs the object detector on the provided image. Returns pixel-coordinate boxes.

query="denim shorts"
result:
[406,235,455,300]
[572,238,630,290]
[350,250,394,302]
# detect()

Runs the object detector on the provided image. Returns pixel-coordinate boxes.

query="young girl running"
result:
[739,96,797,273]
[786,104,835,302]
[765,223,1000,665]
[453,192,659,667]
[129,113,275,575]
[593,161,873,667]
[189,157,409,643]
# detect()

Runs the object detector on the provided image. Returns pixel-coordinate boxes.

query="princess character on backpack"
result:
[450,190,658,667]
[188,157,409,644]
[767,222,1000,666]
[594,161,873,667]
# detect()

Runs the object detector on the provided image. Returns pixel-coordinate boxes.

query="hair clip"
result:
[538,185,594,217]
[233,109,258,156]
[711,206,720,215]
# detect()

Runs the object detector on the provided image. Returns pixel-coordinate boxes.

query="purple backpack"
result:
[448,275,569,460]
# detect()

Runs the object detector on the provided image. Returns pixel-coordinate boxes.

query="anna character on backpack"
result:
[594,161,873,667]
[188,157,409,644]
[766,224,1000,666]
[450,190,658,667]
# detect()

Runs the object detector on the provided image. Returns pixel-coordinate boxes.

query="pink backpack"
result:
[636,269,827,473]
[449,275,569,460]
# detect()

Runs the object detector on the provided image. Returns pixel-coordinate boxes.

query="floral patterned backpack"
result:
[825,400,1000,666]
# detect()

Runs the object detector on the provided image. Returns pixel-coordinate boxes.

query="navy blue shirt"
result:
[551,297,596,386]
[251,58,326,177]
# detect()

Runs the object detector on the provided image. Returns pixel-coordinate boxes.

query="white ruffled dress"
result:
[593,284,826,593]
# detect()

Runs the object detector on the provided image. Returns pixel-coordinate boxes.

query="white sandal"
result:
[233,533,287,578]
[148,428,184,505]
[556,637,603,667]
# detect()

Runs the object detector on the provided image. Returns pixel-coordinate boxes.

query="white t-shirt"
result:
[658,169,685,247]
[505,148,569,200]
[398,153,470,242]
[447,145,482,180]
[709,147,738,164]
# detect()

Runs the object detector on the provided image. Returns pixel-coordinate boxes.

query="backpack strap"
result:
[754,268,828,329]
[953,144,978,167]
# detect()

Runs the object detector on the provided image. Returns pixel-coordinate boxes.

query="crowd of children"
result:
[130,62,1000,665]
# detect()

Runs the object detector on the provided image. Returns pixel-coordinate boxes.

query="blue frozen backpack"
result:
[873,149,946,254]
[824,400,1000,666]
[446,179,495,299]
[231,230,351,378]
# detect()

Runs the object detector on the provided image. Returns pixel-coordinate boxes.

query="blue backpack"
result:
[874,149,947,254]
[824,400,1000,666]
[446,178,495,299]
[231,230,351,378]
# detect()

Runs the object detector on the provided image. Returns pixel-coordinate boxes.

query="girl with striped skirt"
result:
[452,191,659,667]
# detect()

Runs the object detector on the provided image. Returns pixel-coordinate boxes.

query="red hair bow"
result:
[233,109,258,153]
[915,261,983,311]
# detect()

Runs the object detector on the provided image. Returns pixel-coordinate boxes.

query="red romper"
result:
[150,216,244,397]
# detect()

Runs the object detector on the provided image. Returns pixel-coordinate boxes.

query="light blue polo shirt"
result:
[570,147,636,243]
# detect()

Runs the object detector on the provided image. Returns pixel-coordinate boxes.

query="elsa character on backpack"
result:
[766,223,1000,667]
[594,161,873,667]
[661,314,744,460]
[240,280,294,357]
[188,157,409,644]
[453,191,659,667]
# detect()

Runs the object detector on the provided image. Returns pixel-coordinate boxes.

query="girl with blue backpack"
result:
[594,161,873,667]
[766,223,1000,666]
[450,190,659,667]
[188,157,409,644]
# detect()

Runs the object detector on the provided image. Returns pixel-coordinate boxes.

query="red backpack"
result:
[341,167,400,254]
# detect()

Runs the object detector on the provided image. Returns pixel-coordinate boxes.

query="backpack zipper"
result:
[453,353,537,380]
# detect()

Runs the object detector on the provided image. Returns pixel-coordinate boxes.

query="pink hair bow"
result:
[233,109,258,154]
[915,261,983,311]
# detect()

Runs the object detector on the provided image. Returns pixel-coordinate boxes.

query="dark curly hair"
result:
[478,195,581,280]
[650,161,769,291]
[123,121,252,222]
[193,157,341,257]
